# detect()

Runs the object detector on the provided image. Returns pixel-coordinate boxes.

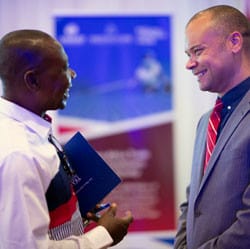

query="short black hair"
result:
[0,29,55,82]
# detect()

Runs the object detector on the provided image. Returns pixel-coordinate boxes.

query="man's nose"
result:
[186,58,197,70]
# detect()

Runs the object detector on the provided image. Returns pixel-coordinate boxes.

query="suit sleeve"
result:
[173,186,190,249]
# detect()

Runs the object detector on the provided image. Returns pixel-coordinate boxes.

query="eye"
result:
[193,47,204,57]
[61,64,69,74]
[185,51,191,58]
[64,63,69,70]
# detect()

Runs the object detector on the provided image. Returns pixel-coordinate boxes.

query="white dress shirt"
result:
[0,97,113,249]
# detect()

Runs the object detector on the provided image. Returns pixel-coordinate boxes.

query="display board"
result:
[55,14,175,248]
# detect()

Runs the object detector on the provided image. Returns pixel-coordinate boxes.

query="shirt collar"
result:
[221,77,250,108]
[0,97,52,139]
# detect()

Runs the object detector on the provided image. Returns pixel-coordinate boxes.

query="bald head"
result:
[187,5,250,36]
[0,29,60,83]
[0,29,75,116]
[185,5,250,95]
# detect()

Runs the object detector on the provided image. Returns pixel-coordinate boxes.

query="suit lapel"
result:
[187,112,209,200]
[198,90,250,192]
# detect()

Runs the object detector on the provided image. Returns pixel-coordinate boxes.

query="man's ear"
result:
[228,31,243,53]
[24,70,40,91]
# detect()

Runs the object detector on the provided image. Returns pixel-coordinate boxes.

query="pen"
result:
[83,203,111,226]
[94,203,111,213]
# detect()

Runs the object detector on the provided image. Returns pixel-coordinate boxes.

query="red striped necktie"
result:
[204,98,223,172]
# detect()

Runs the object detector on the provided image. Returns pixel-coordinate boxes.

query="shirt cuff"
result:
[84,226,113,249]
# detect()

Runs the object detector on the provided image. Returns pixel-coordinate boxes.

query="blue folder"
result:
[63,132,121,215]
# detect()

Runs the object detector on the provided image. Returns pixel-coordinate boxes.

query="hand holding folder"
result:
[63,132,122,216]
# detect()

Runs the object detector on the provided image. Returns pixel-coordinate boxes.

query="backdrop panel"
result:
[55,14,175,248]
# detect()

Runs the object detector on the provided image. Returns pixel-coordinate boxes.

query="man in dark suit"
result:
[174,5,250,249]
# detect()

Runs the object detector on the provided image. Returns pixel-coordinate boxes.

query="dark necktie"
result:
[204,98,223,172]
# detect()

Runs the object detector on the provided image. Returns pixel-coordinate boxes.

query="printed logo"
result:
[59,23,86,45]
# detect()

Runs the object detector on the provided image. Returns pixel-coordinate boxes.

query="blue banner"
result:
[55,15,172,128]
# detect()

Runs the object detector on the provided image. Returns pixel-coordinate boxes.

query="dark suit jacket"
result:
[174,89,250,249]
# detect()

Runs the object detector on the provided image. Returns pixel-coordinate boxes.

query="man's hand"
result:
[86,203,133,246]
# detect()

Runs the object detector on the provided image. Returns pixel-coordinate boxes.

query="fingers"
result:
[108,202,117,215]
[122,210,133,225]
[86,202,113,223]
[92,203,111,213]
[106,203,133,223]
[86,212,99,223]
[92,203,133,246]
[86,203,133,231]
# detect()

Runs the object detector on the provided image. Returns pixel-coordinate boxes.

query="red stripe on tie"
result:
[204,98,223,173]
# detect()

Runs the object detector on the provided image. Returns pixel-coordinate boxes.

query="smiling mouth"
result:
[195,70,206,81]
